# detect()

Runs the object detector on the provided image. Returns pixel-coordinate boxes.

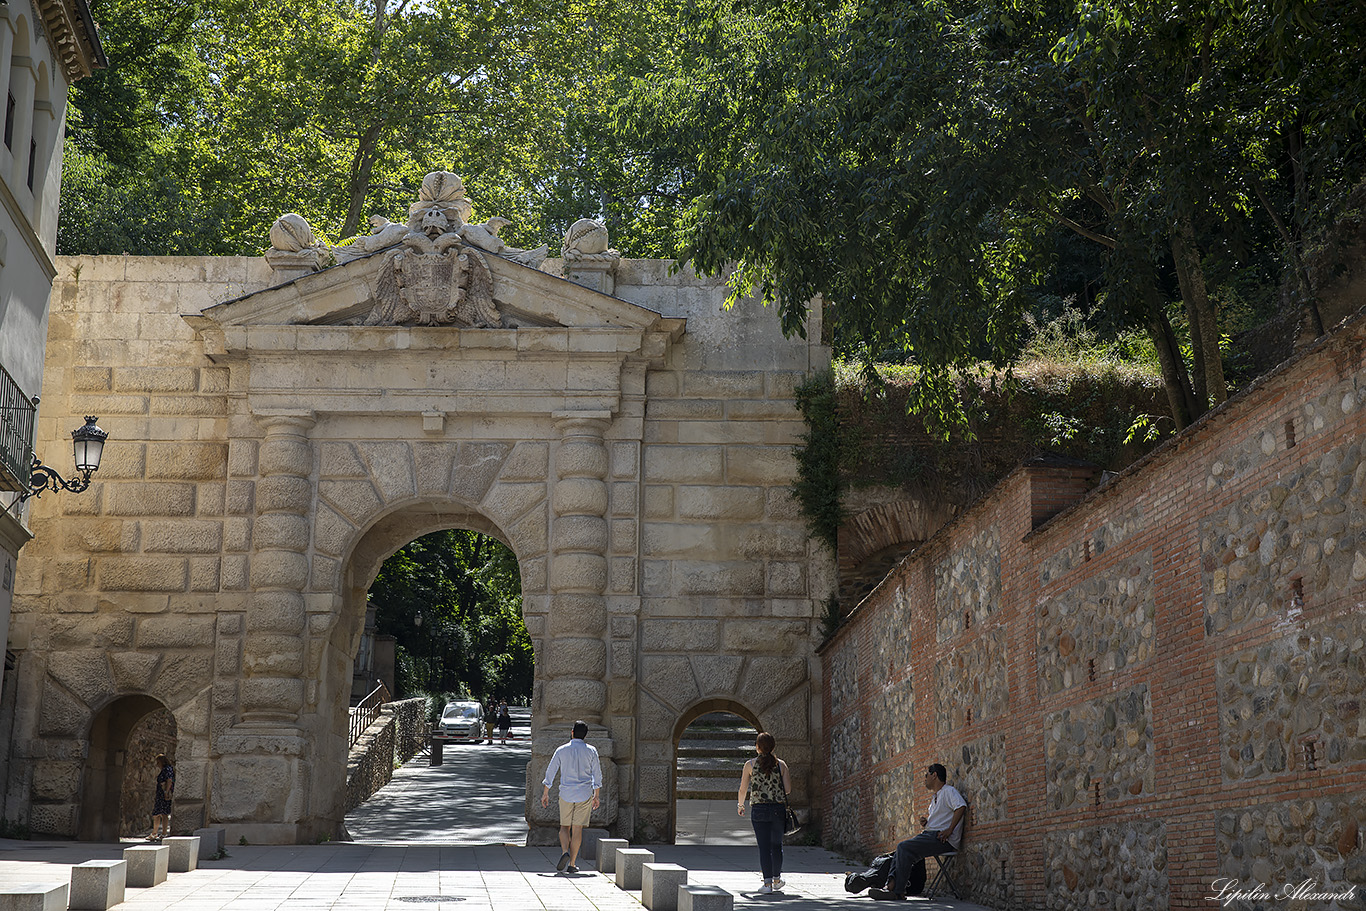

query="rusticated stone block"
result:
[142,520,224,554]
[107,483,196,517]
[136,615,214,649]
[146,442,228,480]
[97,556,188,592]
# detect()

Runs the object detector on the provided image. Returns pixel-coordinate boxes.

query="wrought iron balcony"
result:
[0,362,37,495]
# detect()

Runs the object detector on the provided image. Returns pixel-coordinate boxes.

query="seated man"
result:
[870,763,966,900]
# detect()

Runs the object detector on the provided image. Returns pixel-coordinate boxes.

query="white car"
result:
[438,701,484,741]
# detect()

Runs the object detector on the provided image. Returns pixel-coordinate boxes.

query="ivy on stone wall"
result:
[793,372,845,554]
[792,362,1170,556]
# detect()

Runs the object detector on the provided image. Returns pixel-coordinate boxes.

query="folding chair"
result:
[925,803,966,899]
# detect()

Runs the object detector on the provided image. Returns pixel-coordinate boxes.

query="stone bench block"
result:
[578,828,610,868]
[0,882,68,911]
[596,838,628,873]
[194,827,226,859]
[642,863,688,911]
[679,885,733,911]
[123,844,169,888]
[69,860,126,911]
[615,848,655,891]
[164,836,201,872]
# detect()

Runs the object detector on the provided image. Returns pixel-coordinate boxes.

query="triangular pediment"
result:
[190,245,678,334]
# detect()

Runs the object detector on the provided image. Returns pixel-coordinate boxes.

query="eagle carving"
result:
[365,231,500,327]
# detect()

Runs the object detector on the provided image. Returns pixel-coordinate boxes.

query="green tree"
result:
[62,0,691,255]
[621,0,1366,431]
[368,530,532,700]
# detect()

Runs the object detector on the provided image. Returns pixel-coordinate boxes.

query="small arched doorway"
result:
[78,695,176,842]
[671,701,759,844]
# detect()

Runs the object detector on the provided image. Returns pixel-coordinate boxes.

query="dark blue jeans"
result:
[750,803,784,880]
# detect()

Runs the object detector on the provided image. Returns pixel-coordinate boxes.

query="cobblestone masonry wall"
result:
[1201,438,1365,636]
[1042,820,1168,911]
[1216,793,1366,911]
[822,313,1366,909]
[1217,613,1366,782]
[1037,551,1155,695]
[934,528,999,640]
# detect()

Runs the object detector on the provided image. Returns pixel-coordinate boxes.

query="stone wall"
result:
[345,697,427,813]
[4,250,831,844]
[822,313,1366,909]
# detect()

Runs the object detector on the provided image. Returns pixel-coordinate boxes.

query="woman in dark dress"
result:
[149,753,174,841]
[737,732,792,893]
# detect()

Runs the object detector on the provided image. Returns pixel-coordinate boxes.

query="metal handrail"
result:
[0,363,36,494]
[348,679,390,749]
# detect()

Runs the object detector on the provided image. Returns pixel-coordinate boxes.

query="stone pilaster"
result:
[240,409,315,726]
[545,410,611,724]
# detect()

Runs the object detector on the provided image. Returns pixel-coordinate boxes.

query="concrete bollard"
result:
[642,863,688,911]
[615,848,655,891]
[123,844,169,888]
[679,885,733,911]
[164,836,201,872]
[69,860,126,911]
[596,838,628,874]
[193,827,226,859]
[578,827,610,868]
[0,882,68,911]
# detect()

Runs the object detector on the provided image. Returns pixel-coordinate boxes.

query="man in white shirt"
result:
[540,721,603,874]
[870,763,967,900]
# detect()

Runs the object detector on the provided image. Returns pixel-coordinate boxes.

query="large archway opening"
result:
[78,694,177,842]
[337,515,536,844]
[672,701,759,845]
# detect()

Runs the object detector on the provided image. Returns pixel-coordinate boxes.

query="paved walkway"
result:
[0,705,992,909]
[0,840,992,910]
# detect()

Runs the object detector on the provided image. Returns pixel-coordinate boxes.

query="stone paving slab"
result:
[0,841,992,911]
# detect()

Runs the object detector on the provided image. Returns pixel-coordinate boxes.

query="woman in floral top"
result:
[737,732,793,894]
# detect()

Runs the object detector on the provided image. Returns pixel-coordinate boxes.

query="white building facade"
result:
[0,0,104,707]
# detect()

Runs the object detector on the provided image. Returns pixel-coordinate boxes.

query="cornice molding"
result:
[32,0,106,82]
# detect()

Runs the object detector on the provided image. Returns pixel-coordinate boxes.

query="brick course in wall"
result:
[822,313,1366,910]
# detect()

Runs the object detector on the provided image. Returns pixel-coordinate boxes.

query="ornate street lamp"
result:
[21,416,109,500]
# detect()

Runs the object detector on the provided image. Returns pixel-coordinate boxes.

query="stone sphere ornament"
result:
[269,213,316,252]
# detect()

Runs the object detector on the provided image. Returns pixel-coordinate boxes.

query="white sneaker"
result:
[758,882,773,894]
[771,878,785,891]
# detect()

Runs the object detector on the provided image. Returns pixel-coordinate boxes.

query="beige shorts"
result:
[558,797,592,827]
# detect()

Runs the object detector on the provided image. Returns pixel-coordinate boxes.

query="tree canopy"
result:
[619,0,1366,431]
[61,0,693,256]
[367,529,531,701]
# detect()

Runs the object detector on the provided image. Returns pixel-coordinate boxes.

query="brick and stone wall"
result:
[823,314,1366,910]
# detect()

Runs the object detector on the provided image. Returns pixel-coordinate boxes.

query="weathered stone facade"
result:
[822,312,1366,909]
[4,245,832,843]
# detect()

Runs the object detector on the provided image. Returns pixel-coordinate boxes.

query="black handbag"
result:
[781,789,801,836]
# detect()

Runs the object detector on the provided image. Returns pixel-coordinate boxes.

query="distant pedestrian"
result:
[147,753,174,842]
[541,721,602,874]
[737,732,791,893]
[483,700,498,745]
[497,700,512,744]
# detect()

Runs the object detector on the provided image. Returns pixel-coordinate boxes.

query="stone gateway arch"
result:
[2,181,833,843]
